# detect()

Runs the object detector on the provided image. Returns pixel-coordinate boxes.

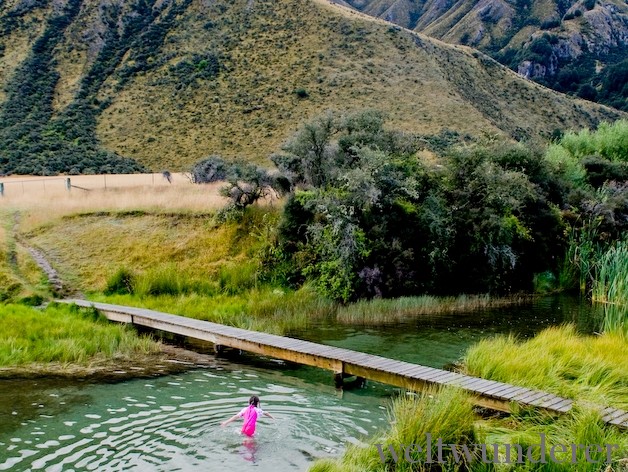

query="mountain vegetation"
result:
[341,0,628,111]
[0,0,624,175]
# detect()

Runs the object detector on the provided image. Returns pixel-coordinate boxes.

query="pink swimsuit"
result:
[240,405,261,437]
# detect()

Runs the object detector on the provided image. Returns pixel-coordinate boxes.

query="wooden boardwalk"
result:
[58,299,628,430]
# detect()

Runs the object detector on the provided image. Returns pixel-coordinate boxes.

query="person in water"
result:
[220,395,275,437]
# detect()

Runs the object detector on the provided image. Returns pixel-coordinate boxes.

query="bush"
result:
[293,88,309,98]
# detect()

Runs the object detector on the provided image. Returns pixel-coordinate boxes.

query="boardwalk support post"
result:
[214,344,224,355]
[333,372,344,389]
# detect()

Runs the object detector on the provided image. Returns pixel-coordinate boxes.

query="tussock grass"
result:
[311,387,478,472]
[336,294,531,325]
[464,325,628,410]
[481,405,628,471]
[0,303,159,366]
[92,284,334,335]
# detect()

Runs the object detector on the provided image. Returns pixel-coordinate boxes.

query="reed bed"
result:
[336,294,532,325]
[0,303,160,366]
[592,241,628,336]
[592,241,628,305]
[464,325,628,410]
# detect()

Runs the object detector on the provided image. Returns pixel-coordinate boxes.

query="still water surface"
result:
[0,296,595,471]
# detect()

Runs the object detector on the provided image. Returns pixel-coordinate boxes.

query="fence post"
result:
[0,182,3,197]
[65,178,71,192]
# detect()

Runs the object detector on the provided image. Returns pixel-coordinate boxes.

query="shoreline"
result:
[0,343,219,381]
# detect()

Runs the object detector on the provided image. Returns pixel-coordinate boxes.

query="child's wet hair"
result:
[249,395,260,407]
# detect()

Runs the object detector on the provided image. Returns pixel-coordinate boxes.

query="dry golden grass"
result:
[0,174,230,231]
[90,0,623,170]
[24,210,257,291]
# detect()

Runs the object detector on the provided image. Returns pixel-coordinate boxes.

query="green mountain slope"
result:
[0,0,624,174]
[342,0,628,111]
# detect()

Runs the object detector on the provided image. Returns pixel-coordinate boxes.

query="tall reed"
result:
[591,241,627,335]
[336,294,530,325]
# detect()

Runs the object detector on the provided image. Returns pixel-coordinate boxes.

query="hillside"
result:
[0,0,624,174]
[341,0,628,111]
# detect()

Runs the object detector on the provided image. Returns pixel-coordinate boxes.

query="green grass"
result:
[336,294,530,325]
[91,283,335,335]
[310,387,479,472]
[0,209,50,303]
[464,325,628,410]
[0,303,159,366]
[311,327,628,472]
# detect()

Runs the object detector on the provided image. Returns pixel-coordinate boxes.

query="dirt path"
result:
[11,211,82,298]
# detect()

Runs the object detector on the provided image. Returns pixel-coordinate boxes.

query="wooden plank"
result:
[602,410,628,423]
[509,390,547,403]
[527,394,561,406]
[478,382,513,396]
[538,396,568,409]
[456,377,495,390]
[548,399,574,413]
[56,299,626,430]
[490,386,531,399]
[425,372,461,384]
[389,364,437,377]
[609,413,628,427]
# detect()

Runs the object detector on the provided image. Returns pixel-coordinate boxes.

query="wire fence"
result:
[0,173,188,198]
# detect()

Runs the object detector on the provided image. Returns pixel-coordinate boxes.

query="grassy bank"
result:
[464,325,628,410]
[311,327,628,471]
[92,285,335,335]
[0,303,160,370]
[0,209,49,303]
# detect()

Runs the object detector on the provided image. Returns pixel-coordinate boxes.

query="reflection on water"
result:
[0,296,597,471]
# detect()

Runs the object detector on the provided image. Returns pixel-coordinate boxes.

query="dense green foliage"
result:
[193,113,627,303]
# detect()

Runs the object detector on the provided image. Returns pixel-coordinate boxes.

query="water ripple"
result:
[0,366,390,471]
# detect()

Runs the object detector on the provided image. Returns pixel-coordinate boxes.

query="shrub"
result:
[293,88,309,98]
